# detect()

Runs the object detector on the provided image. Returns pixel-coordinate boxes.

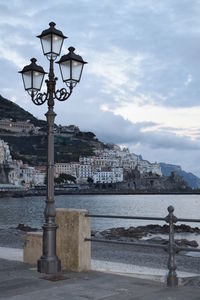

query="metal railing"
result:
[85,206,200,287]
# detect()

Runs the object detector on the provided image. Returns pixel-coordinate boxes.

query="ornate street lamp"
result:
[57,46,86,86]
[19,22,87,274]
[19,58,47,97]
[37,22,67,61]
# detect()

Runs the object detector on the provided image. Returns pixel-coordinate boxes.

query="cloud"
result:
[185,74,192,86]
[111,102,200,139]
[1,0,200,176]
[86,47,145,107]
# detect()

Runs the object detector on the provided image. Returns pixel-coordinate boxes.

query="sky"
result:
[1,0,200,175]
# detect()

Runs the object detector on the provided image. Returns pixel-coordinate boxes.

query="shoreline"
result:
[0,189,200,198]
[2,223,200,249]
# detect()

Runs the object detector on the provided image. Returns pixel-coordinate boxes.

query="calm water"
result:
[0,194,200,231]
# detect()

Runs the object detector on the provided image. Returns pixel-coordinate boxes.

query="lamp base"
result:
[38,256,61,274]
[167,272,178,287]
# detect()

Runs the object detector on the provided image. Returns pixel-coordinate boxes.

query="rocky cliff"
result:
[160,163,200,189]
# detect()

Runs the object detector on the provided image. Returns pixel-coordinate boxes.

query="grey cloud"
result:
[0,0,200,175]
[55,97,200,152]
[143,131,200,151]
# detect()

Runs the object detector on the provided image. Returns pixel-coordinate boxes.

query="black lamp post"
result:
[19,22,87,274]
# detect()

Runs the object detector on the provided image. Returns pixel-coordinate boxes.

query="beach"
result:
[1,225,200,276]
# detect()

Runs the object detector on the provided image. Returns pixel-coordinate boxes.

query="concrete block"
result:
[23,209,91,272]
[56,208,91,272]
[24,231,42,266]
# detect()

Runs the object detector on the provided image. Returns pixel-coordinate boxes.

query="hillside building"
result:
[55,162,80,179]
[0,139,12,163]
[0,119,38,134]
[137,160,162,176]
[93,167,123,184]
[79,164,92,183]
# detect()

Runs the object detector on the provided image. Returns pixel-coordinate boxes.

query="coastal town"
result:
[0,118,162,189]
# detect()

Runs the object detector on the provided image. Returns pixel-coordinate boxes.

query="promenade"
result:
[1,255,200,300]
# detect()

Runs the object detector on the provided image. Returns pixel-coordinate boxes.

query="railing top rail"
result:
[85,214,200,223]
[85,214,165,221]
[176,218,200,223]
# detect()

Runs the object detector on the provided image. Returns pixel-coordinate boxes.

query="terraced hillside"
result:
[0,95,105,165]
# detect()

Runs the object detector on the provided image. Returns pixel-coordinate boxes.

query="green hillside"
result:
[0,95,105,165]
[0,95,46,127]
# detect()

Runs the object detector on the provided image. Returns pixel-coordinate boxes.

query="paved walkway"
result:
[0,258,200,300]
[1,247,199,282]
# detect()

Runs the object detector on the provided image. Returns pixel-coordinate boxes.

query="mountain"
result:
[0,95,105,165]
[160,163,200,189]
[0,95,46,127]
[0,94,199,189]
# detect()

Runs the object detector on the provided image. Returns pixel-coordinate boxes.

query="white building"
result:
[55,162,80,179]
[21,165,36,187]
[33,168,46,186]
[150,163,162,176]
[0,139,45,187]
[93,167,123,184]
[0,139,12,163]
[9,161,46,187]
[79,164,92,182]
[79,156,95,165]
[137,160,162,176]
[8,160,23,186]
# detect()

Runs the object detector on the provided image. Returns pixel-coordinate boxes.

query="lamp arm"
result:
[54,87,73,101]
[31,92,48,106]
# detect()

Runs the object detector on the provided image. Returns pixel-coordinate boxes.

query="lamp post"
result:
[19,22,87,274]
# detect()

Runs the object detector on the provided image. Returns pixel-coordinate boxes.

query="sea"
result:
[0,194,200,232]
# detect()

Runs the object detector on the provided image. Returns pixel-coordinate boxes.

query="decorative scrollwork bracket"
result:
[32,92,48,106]
[54,87,73,101]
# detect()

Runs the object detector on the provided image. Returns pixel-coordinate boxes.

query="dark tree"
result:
[55,173,76,184]
[87,177,94,184]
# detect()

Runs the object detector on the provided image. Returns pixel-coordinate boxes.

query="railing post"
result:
[165,205,178,287]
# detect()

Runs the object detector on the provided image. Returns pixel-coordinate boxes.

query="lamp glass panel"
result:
[22,71,32,90]
[60,61,71,81]
[33,71,44,90]
[72,61,83,81]
[52,34,63,55]
[41,34,51,54]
